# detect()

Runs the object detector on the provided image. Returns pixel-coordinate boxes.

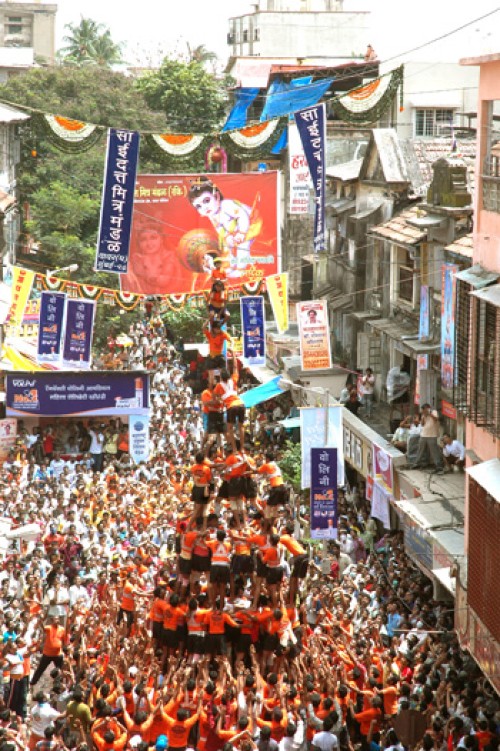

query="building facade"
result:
[0,0,57,77]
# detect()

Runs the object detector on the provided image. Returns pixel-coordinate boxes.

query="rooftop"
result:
[370,205,426,246]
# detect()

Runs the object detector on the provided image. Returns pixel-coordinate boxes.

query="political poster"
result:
[95,129,140,274]
[300,406,344,490]
[294,103,326,252]
[241,296,265,366]
[441,264,459,389]
[62,299,95,370]
[310,447,338,540]
[0,419,17,461]
[266,273,289,334]
[373,443,393,495]
[6,372,149,417]
[37,292,66,363]
[120,172,279,295]
[288,122,311,215]
[129,414,150,464]
[297,300,332,371]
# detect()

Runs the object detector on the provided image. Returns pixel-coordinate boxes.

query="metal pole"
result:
[324,388,330,444]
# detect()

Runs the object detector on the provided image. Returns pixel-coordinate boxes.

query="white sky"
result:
[54,0,500,66]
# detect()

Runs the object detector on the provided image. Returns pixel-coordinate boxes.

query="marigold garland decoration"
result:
[33,113,104,153]
[331,66,404,124]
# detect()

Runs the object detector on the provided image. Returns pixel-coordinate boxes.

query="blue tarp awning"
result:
[260,77,334,122]
[241,376,287,408]
[222,87,260,132]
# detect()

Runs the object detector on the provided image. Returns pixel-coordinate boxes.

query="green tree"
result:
[279,440,302,492]
[162,307,206,343]
[59,17,123,67]
[135,57,228,133]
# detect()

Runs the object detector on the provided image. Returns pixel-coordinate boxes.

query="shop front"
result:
[5,371,150,464]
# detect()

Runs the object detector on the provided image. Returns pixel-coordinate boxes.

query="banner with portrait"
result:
[300,406,344,490]
[62,299,95,370]
[0,419,17,461]
[297,300,332,371]
[120,172,279,296]
[95,129,140,274]
[372,442,393,495]
[241,296,265,366]
[441,264,459,390]
[310,448,338,540]
[37,291,66,363]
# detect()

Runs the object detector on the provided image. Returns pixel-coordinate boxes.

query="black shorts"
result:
[186,633,205,655]
[207,411,225,434]
[266,566,283,585]
[243,477,258,500]
[152,621,163,640]
[256,557,267,578]
[227,405,246,425]
[206,633,226,656]
[176,624,187,644]
[217,480,229,500]
[291,554,309,579]
[210,564,230,584]
[206,355,225,370]
[117,608,134,627]
[263,632,280,652]
[268,485,289,506]
[231,554,254,576]
[228,476,244,498]
[192,553,211,573]
[162,628,179,649]
[175,535,182,555]
[236,633,253,654]
[192,485,211,504]
[179,557,192,576]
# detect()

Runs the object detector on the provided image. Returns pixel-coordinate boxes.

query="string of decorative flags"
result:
[21,66,404,161]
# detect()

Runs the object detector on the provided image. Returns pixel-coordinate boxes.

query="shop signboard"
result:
[402,519,433,572]
[6,372,149,417]
[129,414,150,464]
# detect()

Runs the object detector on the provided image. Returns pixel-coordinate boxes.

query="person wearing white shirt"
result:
[442,434,465,471]
[44,580,70,620]
[311,716,338,751]
[88,425,105,471]
[279,719,305,751]
[69,576,91,608]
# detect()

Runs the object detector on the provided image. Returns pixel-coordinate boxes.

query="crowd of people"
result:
[0,306,498,751]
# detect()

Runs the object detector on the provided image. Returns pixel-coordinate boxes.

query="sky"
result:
[54,0,500,67]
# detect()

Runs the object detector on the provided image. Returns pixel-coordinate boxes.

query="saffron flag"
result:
[297,300,332,371]
[267,273,288,333]
[62,299,95,370]
[37,291,66,364]
[294,103,326,252]
[8,267,34,326]
[95,129,140,274]
[241,296,265,366]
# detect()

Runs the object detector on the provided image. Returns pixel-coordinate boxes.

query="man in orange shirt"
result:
[201,385,225,452]
[258,451,289,521]
[189,452,214,531]
[207,530,232,609]
[280,520,309,605]
[117,571,152,636]
[214,363,246,452]
[203,321,232,387]
[92,717,128,751]
[30,615,66,687]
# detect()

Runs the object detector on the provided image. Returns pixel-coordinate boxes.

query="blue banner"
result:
[6,372,149,417]
[310,447,338,540]
[261,77,332,122]
[441,263,458,390]
[95,129,140,274]
[419,284,430,340]
[62,299,95,370]
[300,405,344,489]
[37,291,66,363]
[294,103,326,252]
[129,414,150,464]
[240,295,265,366]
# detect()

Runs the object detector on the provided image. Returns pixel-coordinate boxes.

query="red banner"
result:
[120,172,279,295]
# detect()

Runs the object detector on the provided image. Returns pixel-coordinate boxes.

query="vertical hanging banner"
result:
[8,267,34,326]
[300,406,344,489]
[0,418,17,461]
[95,129,140,274]
[310,447,338,540]
[373,443,394,496]
[267,272,288,334]
[419,284,430,340]
[129,414,150,464]
[441,263,458,390]
[294,103,326,252]
[240,296,265,366]
[37,291,66,363]
[297,299,332,371]
[62,299,95,370]
[288,122,312,214]
[414,354,429,406]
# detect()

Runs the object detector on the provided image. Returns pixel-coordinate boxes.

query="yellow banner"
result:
[9,267,35,326]
[267,272,288,334]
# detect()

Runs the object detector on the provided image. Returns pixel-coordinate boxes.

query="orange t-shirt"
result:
[204,329,231,356]
[43,625,66,657]
[120,581,135,612]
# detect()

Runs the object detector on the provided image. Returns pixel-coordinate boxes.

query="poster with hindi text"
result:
[297,299,332,371]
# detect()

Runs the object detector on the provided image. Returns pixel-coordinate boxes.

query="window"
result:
[254,27,260,41]
[7,16,23,35]
[482,101,500,213]
[468,295,500,437]
[415,108,455,137]
[395,248,415,304]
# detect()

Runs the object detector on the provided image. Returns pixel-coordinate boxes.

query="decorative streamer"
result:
[331,65,404,124]
[32,113,104,153]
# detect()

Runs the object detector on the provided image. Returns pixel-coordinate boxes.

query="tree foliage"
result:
[59,17,123,68]
[279,440,302,492]
[162,307,206,343]
[135,57,229,133]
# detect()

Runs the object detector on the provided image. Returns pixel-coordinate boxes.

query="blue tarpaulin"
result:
[271,127,288,154]
[260,77,334,122]
[241,376,286,408]
[222,88,260,132]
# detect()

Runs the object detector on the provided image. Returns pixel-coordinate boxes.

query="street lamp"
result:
[46,264,79,277]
